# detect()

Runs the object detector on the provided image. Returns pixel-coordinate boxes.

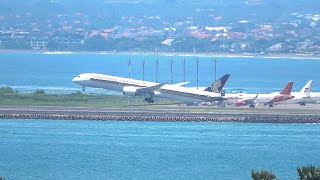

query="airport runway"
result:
[1,104,320,124]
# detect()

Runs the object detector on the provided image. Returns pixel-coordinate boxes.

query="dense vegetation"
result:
[0,0,318,21]
[0,0,319,53]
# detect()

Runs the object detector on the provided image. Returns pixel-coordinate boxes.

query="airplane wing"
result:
[135,83,166,96]
[235,93,259,106]
[243,93,259,104]
[172,82,190,87]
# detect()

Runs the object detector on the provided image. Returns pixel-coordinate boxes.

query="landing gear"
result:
[218,101,227,107]
[299,102,306,106]
[249,104,255,108]
[268,104,274,107]
[82,86,86,91]
[144,97,155,103]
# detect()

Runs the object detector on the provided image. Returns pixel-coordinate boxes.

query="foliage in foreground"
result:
[252,166,320,180]
[252,170,277,180]
[297,165,320,180]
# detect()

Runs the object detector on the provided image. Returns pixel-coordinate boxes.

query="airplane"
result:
[284,80,320,105]
[280,80,312,105]
[234,93,259,107]
[203,74,230,94]
[226,81,295,107]
[308,92,320,103]
[72,73,230,104]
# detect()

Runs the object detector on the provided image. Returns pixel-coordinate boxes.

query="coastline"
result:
[1,105,320,124]
[0,49,319,59]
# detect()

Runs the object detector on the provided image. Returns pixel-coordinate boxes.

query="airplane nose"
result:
[72,76,81,83]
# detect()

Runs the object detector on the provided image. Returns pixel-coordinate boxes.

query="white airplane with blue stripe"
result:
[73,73,230,104]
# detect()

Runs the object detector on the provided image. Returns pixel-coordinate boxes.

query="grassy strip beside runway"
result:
[0,87,177,107]
[1,87,320,117]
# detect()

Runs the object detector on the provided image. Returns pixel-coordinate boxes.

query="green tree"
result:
[110,38,139,51]
[252,170,277,180]
[2,39,31,50]
[0,86,16,94]
[46,40,61,51]
[85,35,108,51]
[297,165,320,180]
[34,89,45,95]
[172,37,206,52]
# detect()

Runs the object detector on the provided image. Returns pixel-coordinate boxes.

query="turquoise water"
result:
[0,119,319,179]
[1,52,320,93]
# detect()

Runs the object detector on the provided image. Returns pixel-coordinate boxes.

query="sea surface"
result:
[0,119,319,180]
[1,52,320,179]
[0,52,320,94]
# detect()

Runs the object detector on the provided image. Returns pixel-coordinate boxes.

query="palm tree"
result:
[252,169,277,180]
[297,165,320,180]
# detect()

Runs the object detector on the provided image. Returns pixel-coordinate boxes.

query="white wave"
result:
[43,51,73,55]
[261,56,320,60]
[98,51,114,55]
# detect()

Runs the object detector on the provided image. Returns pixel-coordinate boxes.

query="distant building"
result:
[268,43,284,52]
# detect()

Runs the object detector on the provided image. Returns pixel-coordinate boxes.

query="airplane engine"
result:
[235,101,246,107]
[123,86,137,96]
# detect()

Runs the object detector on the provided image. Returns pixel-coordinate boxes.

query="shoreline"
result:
[0,49,319,59]
[1,105,320,124]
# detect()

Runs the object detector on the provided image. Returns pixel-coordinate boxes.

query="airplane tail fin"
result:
[280,81,293,95]
[299,80,312,97]
[204,74,230,93]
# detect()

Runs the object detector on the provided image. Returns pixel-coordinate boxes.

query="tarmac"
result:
[1,104,320,124]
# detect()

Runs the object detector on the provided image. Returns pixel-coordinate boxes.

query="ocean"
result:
[1,52,320,179]
[1,52,320,94]
[0,119,319,180]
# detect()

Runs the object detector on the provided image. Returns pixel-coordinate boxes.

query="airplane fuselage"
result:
[224,92,294,105]
[73,73,224,104]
